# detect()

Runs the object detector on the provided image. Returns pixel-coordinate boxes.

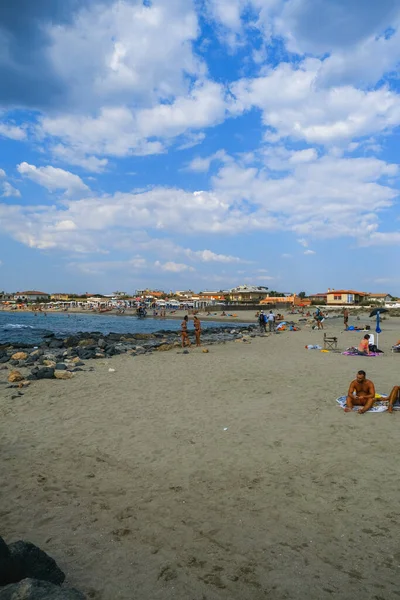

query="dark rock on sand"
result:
[28,367,55,381]
[0,579,85,599]
[49,340,64,349]
[0,538,65,586]
[0,536,12,585]
[64,336,80,348]
[55,363,67,370]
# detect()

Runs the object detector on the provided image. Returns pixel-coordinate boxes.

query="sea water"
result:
[0,311,246,345]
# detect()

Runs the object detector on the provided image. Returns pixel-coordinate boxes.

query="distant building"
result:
[136,289,165,298]
[367,293,391,303]
[260,294,311,307]
[326,290,367,305]
[14,291,50,302]
[227,285,269,302]
[50,294,70,301]
[308,293,328,303]
[174,290,195,299]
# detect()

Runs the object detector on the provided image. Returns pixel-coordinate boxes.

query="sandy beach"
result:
[1,314,400,599]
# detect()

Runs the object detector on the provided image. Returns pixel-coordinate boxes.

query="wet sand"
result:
[1,314,399,599]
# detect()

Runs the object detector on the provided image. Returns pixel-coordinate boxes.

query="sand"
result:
[1,314,400,599]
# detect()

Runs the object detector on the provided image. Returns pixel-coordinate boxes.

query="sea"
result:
[0,311,247,345]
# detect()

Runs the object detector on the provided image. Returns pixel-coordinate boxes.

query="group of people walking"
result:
[181,315,201,348]
[258,310,277,333]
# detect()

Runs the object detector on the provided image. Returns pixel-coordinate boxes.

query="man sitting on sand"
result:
[345,370,376,414]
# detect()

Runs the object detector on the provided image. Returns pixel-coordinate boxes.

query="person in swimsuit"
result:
[358,334,370,355]
[193,315,201,347]
[387,386,400,413]
[345,370,376,414]
[181,315,191,348]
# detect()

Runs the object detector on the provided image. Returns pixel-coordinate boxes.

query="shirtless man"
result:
[181,315,191,348]
[345,370,376,414]
[193,315,201,347]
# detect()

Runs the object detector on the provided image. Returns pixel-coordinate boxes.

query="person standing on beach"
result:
[343,307,349,330]
[181,315,191,348]
[267,310,276,333]
[194,315,201,347]
[345,370,375,414]
[258,310,267,332]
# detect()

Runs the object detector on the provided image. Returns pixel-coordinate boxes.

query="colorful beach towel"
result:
[335,394,399,413]
[342,350,381,357]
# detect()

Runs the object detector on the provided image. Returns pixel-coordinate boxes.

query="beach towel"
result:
[336,394,394,413]
[342,349,381,357]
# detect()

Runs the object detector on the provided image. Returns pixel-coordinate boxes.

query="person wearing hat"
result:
[258,310,267,332]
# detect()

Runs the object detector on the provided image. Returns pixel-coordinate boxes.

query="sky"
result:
[1,0,400,295]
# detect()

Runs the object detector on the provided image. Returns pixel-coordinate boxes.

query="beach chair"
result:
[324,333,338,350]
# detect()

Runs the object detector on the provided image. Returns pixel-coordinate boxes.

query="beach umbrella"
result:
[375,311,382,347]
[369,307,388,317]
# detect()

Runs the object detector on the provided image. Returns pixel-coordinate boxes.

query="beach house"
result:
[326,290,367,305]
[366,293,391,303]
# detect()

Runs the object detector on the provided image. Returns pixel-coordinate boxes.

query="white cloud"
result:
[2,182,21,198]
[0,169,6,178]
[230,60,400,145]
[289,148,318,164]
[17,162,89,196]
[155,261,195,273]
[185,248,244,263]
[304,249,316,255]
[51,145,109,173]
[47,0,204,110]
[0,122,26,141]
[186,150,227,172]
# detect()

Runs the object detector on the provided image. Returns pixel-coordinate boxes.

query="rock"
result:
[55,363,67,370]
[70,358,84,366]
[78,339,96,347]
[9,360,20,367]
[202,349,209,353]
[0,536,12,585]
[0,356,9,364]
[43,360,56,368]
[64,336,80,348]
[0,579,85,599]
[48,340,64,349]
[2,539,65,586]
[54,371,73,380]
[11,352,28,361]
[97,338,106,349]
[29,367,55,380]
[30,350,43,358]
[157,344,174,352]
[8,371,24,383]
[183,349,189,354]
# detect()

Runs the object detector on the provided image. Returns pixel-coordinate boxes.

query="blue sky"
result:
[1,0,400,295]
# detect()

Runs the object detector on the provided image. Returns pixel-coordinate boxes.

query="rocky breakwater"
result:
[0,535,85,598]
[1,326,258,392]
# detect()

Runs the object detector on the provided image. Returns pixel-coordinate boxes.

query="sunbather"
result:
[345,370,376,414]
[358,334,370,355]
[387,386,400,413]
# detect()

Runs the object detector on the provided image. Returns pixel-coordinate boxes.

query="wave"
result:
[3,324,35,329]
